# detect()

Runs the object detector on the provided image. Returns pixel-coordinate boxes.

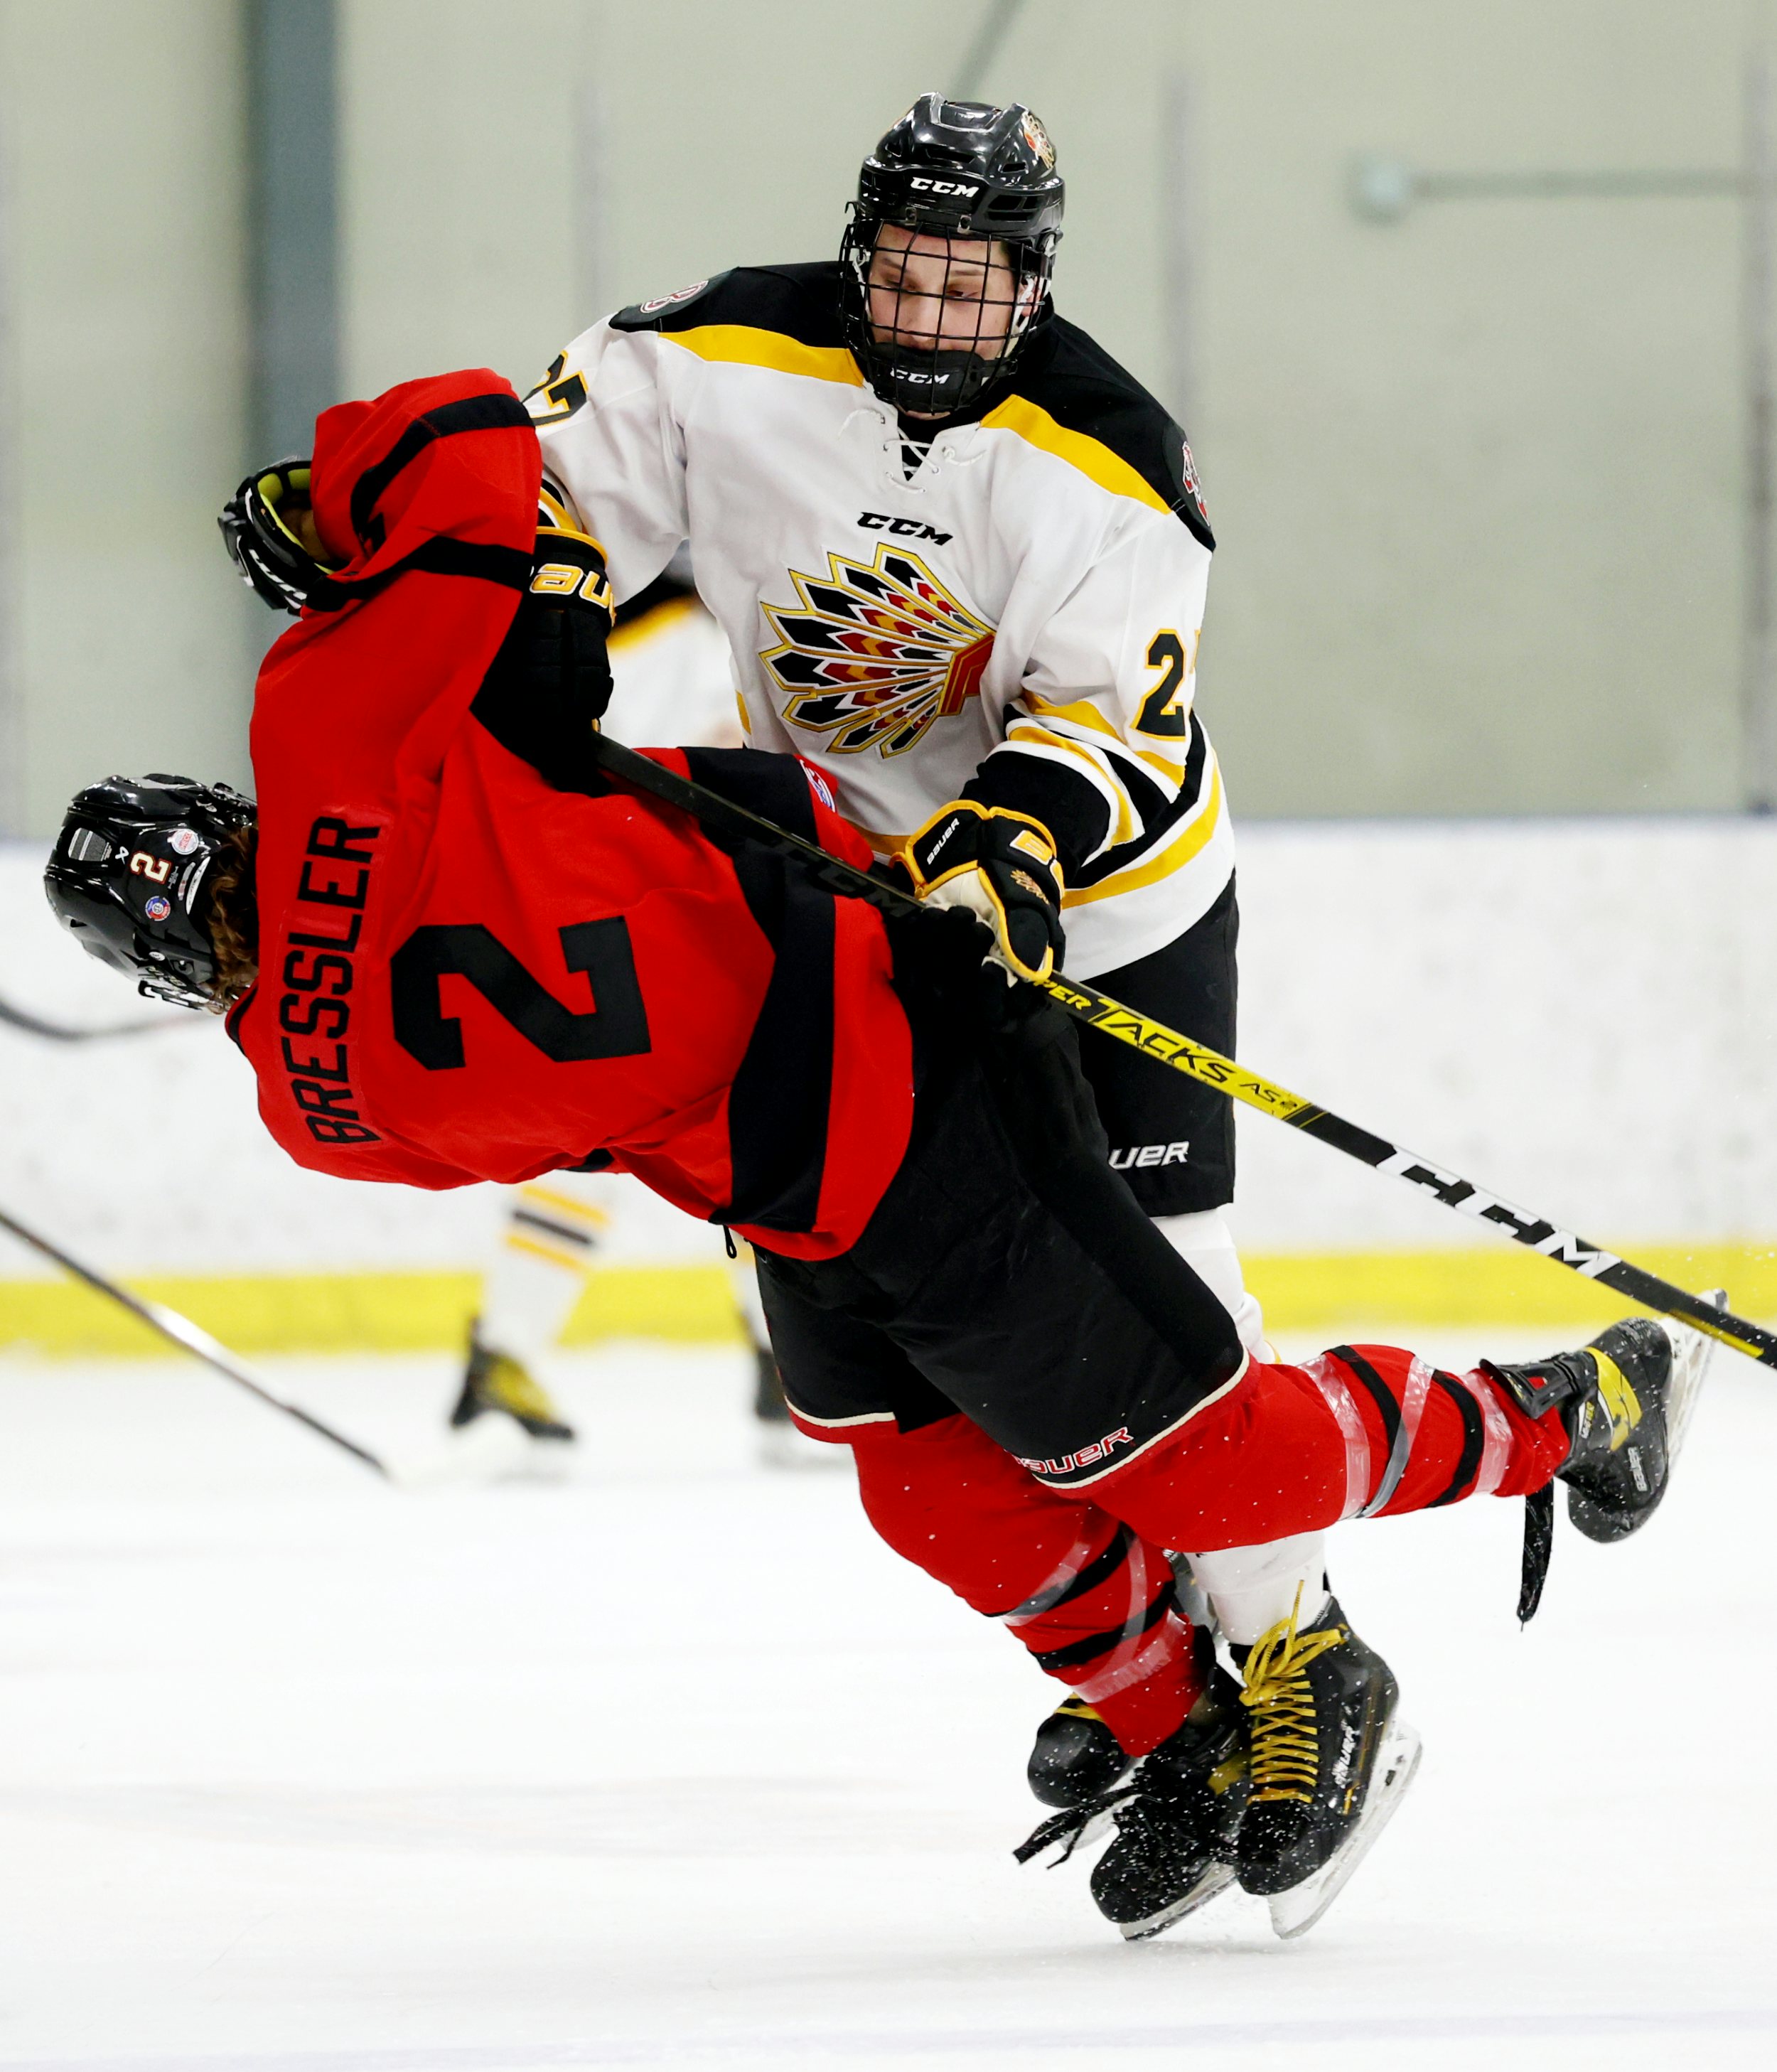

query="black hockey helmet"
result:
[839,93,1065,416]
[44,774,257,1010]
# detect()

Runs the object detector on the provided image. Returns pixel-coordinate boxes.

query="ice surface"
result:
[1,1326,1773,2071]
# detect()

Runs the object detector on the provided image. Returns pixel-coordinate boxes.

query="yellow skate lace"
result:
[1238,1588,1350,1807]
[479,1353,565,1426]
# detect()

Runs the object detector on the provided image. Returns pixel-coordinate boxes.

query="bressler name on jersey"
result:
[527,264,1233,979]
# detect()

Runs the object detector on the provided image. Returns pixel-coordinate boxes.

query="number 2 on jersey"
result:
[1137,630,1196,739]
[391,918,650,1071]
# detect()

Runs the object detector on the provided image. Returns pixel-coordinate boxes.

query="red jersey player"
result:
[47,368,1711,1941]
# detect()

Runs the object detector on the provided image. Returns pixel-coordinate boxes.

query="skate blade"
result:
[1265,1719,1422,1941]
[1117,1860,1240,1942]
[1662,1288,1724,1468]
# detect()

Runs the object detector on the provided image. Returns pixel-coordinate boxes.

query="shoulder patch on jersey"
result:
[610,263,847,350]
[997,318,1215,550]
[610,274,727,331]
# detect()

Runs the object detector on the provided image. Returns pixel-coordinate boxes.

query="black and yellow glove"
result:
[481,527,616,726]
[903,800,1065,985]
[218,457,342,616]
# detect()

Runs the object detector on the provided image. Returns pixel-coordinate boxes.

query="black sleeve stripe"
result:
[349,392,535,553]
[961,748,1111,879]
[1427,1370,1485,1506]
[1030,1587,1171,1673]
[302,535,534,616]
[682,748,836,1237]
[300,530,534,609]
[404,537,532,589]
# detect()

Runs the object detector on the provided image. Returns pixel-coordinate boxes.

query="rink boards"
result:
[4,815,1774,1350]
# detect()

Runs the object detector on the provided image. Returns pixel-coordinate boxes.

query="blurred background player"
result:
[446,549,827,1466]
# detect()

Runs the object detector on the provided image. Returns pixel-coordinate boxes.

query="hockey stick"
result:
[0,1201,390,1476]
[0,989,184,1042]
[591,734,1777,1368]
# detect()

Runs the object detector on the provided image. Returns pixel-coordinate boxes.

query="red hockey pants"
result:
[835,1343,1570,1757]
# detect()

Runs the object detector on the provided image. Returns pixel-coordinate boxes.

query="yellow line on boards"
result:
[1,1244,1774,1358]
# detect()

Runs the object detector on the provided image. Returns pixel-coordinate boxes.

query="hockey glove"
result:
[218,458,342,616]
[903,800,1065,986]
[481,527,616,726]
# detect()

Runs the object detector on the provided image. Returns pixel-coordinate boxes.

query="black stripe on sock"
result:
[1013,1525,1135,1620]
[1329,1346,1402,1506]
[1428,1369,1484,1505]
[1030,1586,1170,1673]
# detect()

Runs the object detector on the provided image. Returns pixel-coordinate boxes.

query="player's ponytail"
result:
[203,823,259,1010]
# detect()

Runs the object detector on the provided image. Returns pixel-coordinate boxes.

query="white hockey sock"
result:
[1187,1531,1331,1648]
[478,1178,611,1373]
[1150,1208,1267,1355]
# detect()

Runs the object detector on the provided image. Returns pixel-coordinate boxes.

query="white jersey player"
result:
[525,93,1323,1648]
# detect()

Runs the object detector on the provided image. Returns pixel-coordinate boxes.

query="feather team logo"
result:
[759,544,996,757]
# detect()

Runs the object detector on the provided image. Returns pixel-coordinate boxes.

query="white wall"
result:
[0,0,256,833]
[3,815,1771,1286]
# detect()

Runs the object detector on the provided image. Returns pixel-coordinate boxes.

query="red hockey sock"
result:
[849,1416,1201,1756]
[1090,1344,1571,1552]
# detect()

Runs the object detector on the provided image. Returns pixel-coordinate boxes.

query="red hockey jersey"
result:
[229,369,914,1260]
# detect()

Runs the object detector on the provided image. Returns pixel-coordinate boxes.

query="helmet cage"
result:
[44,774,257,1011]
[839,209,1058,417]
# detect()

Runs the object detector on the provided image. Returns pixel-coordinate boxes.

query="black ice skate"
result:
[1233,1594,1421,1939]
[1483,1308,1719,1545]
[1016,1669,1247,1941]
[450,1321,576,1442]
[1026,1694,1132,1810]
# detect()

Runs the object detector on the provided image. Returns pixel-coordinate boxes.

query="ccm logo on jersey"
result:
[1110,1139,1191,1171]
[857,511,953,545]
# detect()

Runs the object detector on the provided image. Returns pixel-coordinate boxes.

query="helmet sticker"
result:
[144,895,172,922]
[1020,112,1056,171]
[168,827,200,855]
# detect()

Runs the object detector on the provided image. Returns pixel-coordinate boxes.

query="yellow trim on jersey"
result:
[1018,693,1124,742]
[980,395,1172,515]
[1134,748,1188,783]
[1061,762,1223,910]
[608,590,704,654]
[664,326,865,388]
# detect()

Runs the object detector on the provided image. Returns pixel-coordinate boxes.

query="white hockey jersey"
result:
[530,263,1233,978]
